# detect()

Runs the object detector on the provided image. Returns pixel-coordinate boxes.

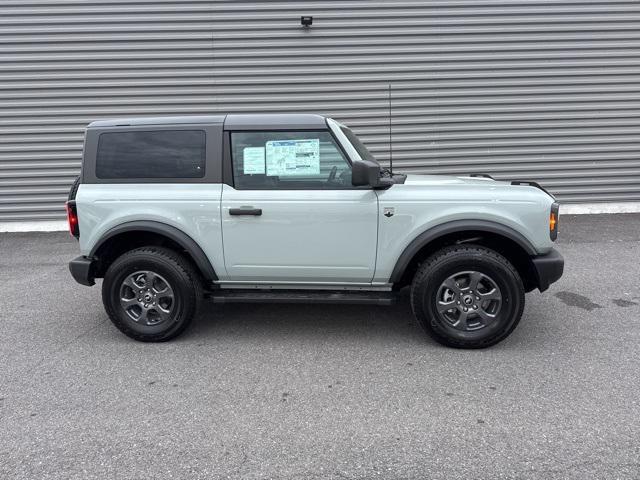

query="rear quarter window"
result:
[96,130,205,179]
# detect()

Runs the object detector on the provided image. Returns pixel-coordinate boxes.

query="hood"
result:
[402,173,509,187]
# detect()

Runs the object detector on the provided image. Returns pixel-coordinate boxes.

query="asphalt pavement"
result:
[0,214,638,479]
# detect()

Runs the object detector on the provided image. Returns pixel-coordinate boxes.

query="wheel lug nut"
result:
[457,301,460,305]
[463,307,468,312]
[476,296,480,300]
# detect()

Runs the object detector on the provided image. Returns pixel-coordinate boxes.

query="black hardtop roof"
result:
[224,114,327,130]
[87,114,329,130]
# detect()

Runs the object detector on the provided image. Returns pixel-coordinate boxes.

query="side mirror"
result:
[352,160,394,188]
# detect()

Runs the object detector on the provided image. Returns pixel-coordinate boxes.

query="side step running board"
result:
[208,289,397,306]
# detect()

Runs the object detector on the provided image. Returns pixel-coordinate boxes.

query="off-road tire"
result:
[410,244,525,349]
[102,246,202,342]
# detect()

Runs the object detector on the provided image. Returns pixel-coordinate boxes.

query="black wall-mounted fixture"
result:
[301,16,313,27]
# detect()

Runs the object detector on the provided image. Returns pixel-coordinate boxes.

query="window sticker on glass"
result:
[243,147,265,174]
[265,139,320,176]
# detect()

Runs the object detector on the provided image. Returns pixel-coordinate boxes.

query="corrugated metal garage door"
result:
[0,0,216,221]
[2,1,640,221]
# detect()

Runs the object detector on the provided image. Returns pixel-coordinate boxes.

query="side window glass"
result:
[96,130,205,179]
[230,131,352,189]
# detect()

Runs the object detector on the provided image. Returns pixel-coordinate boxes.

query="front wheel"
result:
[102,246,202,342]
[410,245,525,349]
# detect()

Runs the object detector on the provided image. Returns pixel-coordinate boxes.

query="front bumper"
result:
[69,256,96,286]
[531,249,564,292]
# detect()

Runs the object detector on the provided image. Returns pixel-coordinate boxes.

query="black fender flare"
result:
[89,220,218,281]
[388,219,536,284]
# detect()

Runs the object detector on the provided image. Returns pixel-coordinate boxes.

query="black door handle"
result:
[229,207,262,216]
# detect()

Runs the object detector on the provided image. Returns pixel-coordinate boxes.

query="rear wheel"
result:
[410,244,525,348]
[102,246,202,342]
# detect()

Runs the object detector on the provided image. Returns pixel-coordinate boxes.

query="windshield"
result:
[339,126,378,164]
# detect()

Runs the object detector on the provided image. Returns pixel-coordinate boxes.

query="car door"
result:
[220,129,378,284]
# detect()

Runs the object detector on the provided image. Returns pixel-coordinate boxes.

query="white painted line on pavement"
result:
[561,202,640,215]
[0,221,68,233]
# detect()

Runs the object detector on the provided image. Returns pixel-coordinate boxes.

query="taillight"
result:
[549,202,559,241]
[65,200,79,238]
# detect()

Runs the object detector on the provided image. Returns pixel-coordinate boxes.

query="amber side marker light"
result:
[549,203,559,241]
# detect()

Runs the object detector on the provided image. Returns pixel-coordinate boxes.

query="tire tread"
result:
[102,246,202,342]
[410,244,525,349]
[68,176,80,201]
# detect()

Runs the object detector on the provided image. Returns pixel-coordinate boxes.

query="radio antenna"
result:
[388,83,393,174]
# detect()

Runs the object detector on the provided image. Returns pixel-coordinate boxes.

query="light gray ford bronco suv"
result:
[67,114,563,348]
